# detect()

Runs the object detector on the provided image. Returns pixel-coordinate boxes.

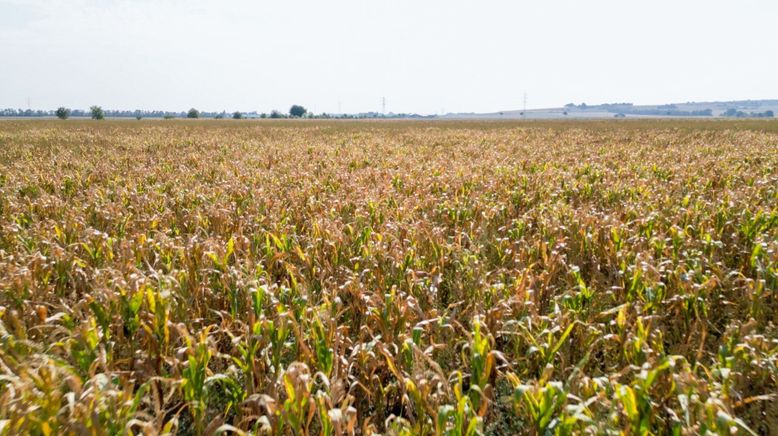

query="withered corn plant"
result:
[0,119,776,434]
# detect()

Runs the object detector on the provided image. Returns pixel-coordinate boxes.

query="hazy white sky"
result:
[1,0,776,114]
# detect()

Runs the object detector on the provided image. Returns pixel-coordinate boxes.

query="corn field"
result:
[0,119,776,435]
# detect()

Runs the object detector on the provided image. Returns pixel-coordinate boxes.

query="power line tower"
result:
[523,92,527,119]
[382,97,386,115]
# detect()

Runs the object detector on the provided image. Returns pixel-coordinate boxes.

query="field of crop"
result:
[0,119,776,434]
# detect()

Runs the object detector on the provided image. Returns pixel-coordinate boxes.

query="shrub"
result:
[55,107,71,120]
[289,105,307,118]
[90,105,104,120]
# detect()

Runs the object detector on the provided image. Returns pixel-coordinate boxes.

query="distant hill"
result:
[442,99,778,119]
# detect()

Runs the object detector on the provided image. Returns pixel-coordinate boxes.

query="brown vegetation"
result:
[0,119,776,434]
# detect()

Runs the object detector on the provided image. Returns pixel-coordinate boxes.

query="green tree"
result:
[233,111,243,119]
[134,110,142,120]
[270,110,283,119]
[90,106,104,120]
[187,108,200,119]
[55,107,71,120]
[289,105,307,118]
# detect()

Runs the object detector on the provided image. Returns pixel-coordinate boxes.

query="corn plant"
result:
[0,119,775,434]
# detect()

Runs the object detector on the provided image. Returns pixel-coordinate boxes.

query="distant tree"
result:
[163,114,175,120]
[260,113,267,119]
[233,111,243,119]
[765,110,774,118]
[187,108,200,119]
[269,110,283,119]
[55,107,71,120]
[564,103,576,108]
[90,106,105,120]
[289,105,307,118]
[134,110,142,120]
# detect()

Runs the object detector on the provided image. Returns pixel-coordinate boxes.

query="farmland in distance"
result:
[0,119,776,434]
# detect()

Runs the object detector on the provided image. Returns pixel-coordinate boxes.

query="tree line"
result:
[565,102,716,117]
[721,108,774,118]
[2,106,308,120]
[2,105,431,120]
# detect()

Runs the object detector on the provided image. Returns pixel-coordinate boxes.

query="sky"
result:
[1,0,776,115]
